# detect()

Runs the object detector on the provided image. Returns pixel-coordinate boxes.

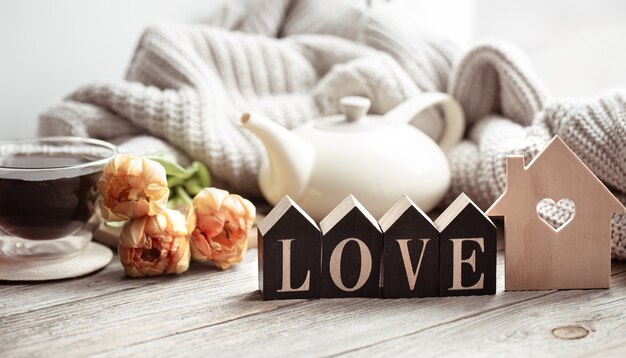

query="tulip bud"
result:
[98,154,169,221]
[186,188,255,269]
[119,209,190,277]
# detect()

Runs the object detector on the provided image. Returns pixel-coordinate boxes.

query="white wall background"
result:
[475,0,626,98]
[1,0,625,139]
[0,0,221,139]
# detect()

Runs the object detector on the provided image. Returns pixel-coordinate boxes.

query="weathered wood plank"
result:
[583,341,626,357]
[1,246,624,358]
[339,264,626,357]
[90,260,626,357]
[0,253,303,357]
[0,261,154,316]
[86,253,557,357]
[0,227,264,315]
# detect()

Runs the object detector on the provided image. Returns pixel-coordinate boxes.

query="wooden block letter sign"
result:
[258,196,321,300]
[435,193,496,296]
[320,195,383,298]
[486,136,626,290]
[380,195,439,298]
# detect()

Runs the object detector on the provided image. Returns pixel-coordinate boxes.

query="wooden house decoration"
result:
[258,196,321,300]
[379,195,439,298]
[435,193,497,296]
[320,195,383,298]
[486,136,625,290]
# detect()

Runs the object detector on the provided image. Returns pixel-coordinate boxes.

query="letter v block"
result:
[320,195,383,298]
[435,193,497,296]
[258,196,321,300]
[380,195,439,298]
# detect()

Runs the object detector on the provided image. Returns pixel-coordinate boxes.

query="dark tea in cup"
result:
[0,137,116,258]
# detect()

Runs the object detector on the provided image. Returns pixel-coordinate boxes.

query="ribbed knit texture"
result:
[39,0,626,259]
[444,90,626,259]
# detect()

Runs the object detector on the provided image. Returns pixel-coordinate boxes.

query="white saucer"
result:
[0,242,113,281]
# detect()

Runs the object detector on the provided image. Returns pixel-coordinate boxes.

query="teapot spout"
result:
[241,112,314,205]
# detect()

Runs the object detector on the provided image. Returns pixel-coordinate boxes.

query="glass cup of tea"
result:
[0,137,116,259]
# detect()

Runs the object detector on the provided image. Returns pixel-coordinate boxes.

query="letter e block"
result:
[435,193,497,296]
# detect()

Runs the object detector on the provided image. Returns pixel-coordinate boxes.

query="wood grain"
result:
[55,254,533,357]
[340,263,626,357]
[0,253,300,357]
[0,260,153,316]
[1,249,625,357]
[487,136,625,290]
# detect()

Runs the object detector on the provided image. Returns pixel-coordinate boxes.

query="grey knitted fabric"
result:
[446,45,626,259]
[39,0,456,191]
[39,0,626,258]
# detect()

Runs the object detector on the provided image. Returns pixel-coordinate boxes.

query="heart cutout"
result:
[536,198,576,232]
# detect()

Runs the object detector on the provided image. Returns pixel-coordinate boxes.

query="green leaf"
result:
[167,176,187,187]
[192,161,211,187]
[148,157,193,178]
[149,157,212,208]
[175,185,193,205]
[184,178,204,196]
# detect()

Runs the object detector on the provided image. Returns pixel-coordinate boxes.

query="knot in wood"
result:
[551,325,589,340]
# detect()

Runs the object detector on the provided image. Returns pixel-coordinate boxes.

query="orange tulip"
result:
[98,154,169,221]
[118,209,190,277]
[186,188,255,269]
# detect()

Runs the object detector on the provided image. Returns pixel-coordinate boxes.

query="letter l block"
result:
[258,196,321,300]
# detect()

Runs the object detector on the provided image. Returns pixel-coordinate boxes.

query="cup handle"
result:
[384,92,465,152]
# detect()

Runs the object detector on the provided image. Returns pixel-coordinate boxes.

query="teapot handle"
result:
[384,92,465,152]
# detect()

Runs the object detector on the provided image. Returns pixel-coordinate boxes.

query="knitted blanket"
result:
[39,0,626,259]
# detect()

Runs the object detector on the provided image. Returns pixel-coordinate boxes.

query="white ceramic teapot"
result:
[241,93,465,221]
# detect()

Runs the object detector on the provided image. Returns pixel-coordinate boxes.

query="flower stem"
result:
[175,185,193,205]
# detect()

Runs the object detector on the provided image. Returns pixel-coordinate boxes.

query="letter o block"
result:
[320,195,383,298]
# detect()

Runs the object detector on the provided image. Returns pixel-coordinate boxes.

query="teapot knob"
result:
[340,96,371,122]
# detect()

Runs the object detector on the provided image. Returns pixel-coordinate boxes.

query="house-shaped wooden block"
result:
[380,195,439,298]
[487,136,625,290]
[320,195,383,298]
[258,196,321,300]
[435,193,497,296]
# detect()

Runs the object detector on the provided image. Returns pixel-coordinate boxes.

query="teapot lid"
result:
[314,96,391,132]
[341,96,371,122]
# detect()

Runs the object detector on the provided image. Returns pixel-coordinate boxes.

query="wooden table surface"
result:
[2,242,626,357]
